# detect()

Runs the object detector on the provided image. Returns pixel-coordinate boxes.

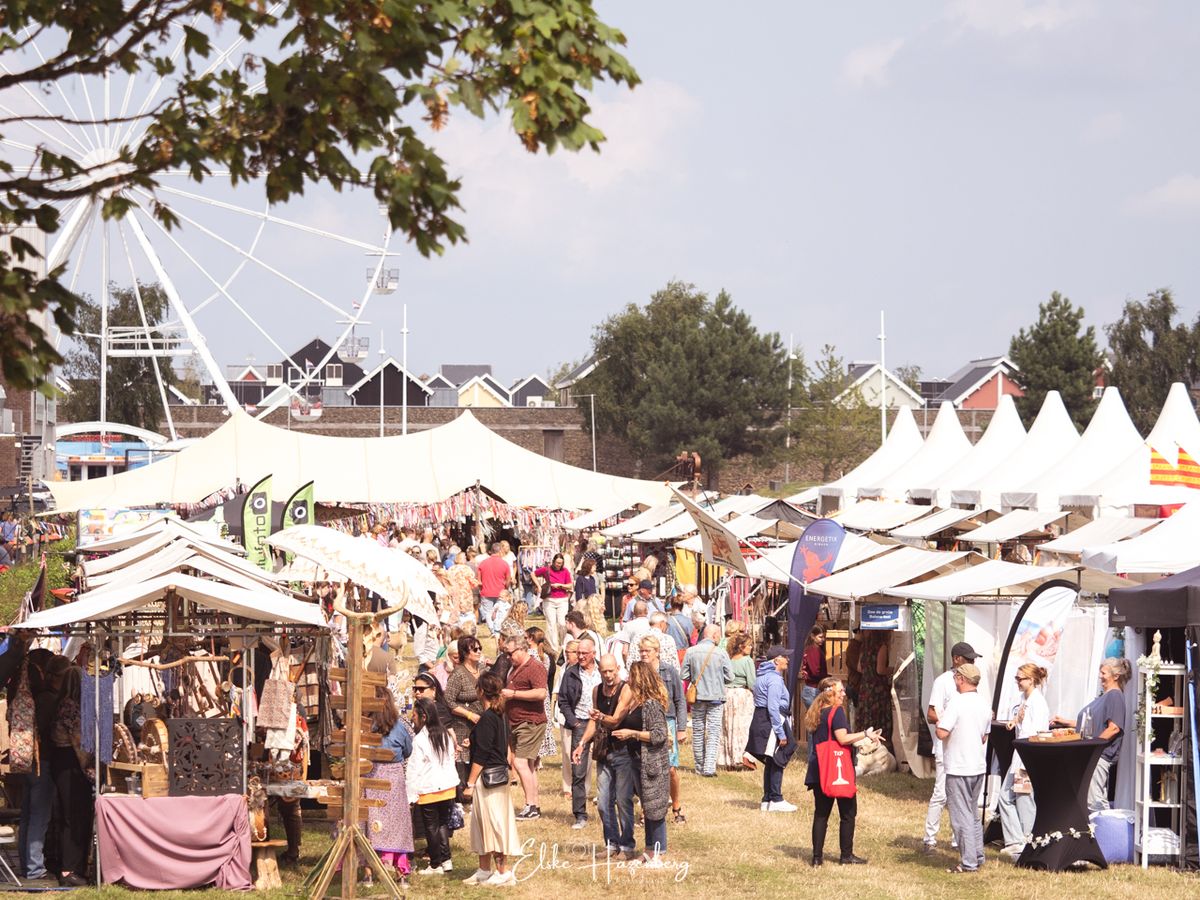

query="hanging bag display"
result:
[9,659,37,775]
[815,708,856,799]
[257,655,295,730]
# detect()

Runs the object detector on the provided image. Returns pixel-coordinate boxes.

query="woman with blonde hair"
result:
[718,632,757,769]
[803,677,879,867]
[613,661,671,865]
[1051,657,1132,812]
[998,663,1050,858]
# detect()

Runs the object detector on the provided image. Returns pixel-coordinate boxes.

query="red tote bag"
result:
[816,708,856,798]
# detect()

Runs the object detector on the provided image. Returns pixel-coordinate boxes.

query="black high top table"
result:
[1013,737,1110,871]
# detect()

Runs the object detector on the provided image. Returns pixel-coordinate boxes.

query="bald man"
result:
[573,654,634,857]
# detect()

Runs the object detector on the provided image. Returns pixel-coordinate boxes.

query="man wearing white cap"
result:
[922,641,981,853]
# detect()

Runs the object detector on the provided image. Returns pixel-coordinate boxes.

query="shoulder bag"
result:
[816,708,856,799]
[685,643,718,705]
[589,684,613,762]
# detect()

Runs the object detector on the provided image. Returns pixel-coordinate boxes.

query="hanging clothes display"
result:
[82,668,116,764]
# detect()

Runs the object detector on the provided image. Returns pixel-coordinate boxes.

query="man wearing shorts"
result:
[503,632,548,820]
[639,633,689,824]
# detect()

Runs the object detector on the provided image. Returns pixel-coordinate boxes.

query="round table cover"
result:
[1013,737,1110,871]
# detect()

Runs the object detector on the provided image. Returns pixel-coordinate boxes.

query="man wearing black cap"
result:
[922,642,981,853]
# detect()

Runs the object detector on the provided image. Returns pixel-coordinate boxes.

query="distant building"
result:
[932,355,1023,410]
[345,358,432,407]
[553,355,600,407]
[510,374,555,407]
[458,375,511,408]
[423,373,459,408]
[836,362,924,409]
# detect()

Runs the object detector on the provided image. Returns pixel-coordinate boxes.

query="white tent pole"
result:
[879,310,887,444]
[100,220,110,434]
[125,211,241,412]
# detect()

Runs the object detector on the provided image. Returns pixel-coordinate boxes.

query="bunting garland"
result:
[320,489,575,541]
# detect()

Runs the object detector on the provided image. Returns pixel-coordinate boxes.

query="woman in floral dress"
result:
[446,553,480,629]
[364,687,415,888]
[854,630,892,744]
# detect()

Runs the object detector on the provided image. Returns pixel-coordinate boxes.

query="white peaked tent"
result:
[858,402,973,502]
[952,391,1079,511]
[45,410,673,512]
[835,500,934,532]
[1060,382,1200,513]
[1081,502,1200,574]
[908,395,1026,507]
[1001,388,1143,512]
[817,406,924,513]
[1039,516,1159,557]
[804,547,971,601]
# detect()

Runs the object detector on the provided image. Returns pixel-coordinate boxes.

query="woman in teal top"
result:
[719,633,758,769]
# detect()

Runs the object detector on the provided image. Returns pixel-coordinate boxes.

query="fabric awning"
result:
[563,503,634,532]
[959,508,1068,544]
[883,560,1077,601]
[632,495,766,543]
[748,534,894,585]
[675,514,792,553]
[13,572,326,629]
[1039,516,1159,556]
[1080,502,1200,574]
[805,547,971,601]
[601,504,680,538]
[836,500,936,532]
[888,507,991,540]
[80,517,237,554]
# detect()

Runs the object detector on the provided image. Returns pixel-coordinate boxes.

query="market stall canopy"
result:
[268,525,444,624]
[45,411,674,512]
[80,516,235,554]
[888,507,992,542]
[748,533,894,584]
[745,498,817,527]
[1080,502,1200,574]
[633,494,767,543]
[908,395,1026,507]
[817,406,923,513]
[1038,516,1160,557]
[1059,383,1200,513]
[958,508,1068,545]
[951,391,1079,511]
[86,544,291,596]
[674,514,800,553]
[1108,565,1200,628]
[563,503,638,532]
[1001,387,1143,512]
[883,560,1077,601]
[785,486,819,506]
[83,527,248,577]
[805,547,972,601]
[12,572,326,629]
[858,402,973,502]
[601,504,681,538]
[835,500,936,532]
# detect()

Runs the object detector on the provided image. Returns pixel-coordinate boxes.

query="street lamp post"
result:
[378,331,385,438]
[401,303,409,435]
[785,333,795,486]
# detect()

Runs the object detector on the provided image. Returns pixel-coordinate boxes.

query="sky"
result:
[16,1,1200,390]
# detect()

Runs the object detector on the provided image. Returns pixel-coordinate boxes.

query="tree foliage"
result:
[0,0,639,391]
[790,345,878,482]
[61,282,177,432]
[581,281,788,482]
[1105,289,1200,433]
[1008,292,1101,429]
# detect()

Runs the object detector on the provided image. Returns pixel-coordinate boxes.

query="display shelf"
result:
[1134,661,1188,869]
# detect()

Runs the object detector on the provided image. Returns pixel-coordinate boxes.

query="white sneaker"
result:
[485,870,516,886]
[441,859,454,872]
[760,801,769,811]
[417,866,445,876]
[767,800,797,812]
[462,868,491,884]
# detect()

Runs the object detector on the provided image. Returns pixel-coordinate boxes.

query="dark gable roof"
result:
[424,373,456,390]
[846,362,875,381]
[934,356,1017,404]
[441,364,492,386]
[479,374,511,402]
[554,354,599,389]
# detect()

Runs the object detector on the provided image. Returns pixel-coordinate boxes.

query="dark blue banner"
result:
[787,519,846,690]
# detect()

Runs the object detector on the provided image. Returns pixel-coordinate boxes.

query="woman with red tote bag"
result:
[803,677,881,867]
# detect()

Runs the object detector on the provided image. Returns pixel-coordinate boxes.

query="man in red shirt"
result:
[477,543,513,633]
[502,632,548,819]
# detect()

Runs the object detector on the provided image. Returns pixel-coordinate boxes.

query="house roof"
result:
[553,354,600,389]
[457,374,511,406]
[935,355,1020,405]
[511,374,552,395]
[345,358,433,395]
[441,364,492,386]
[228,365,264,383]
[479,374,511,402]
[423,373,456,390]
[836,363,925,406]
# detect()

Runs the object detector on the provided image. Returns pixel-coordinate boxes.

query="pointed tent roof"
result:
[1002,387,1143,512]
[908,395,1026,506]
[857,402,972,501]
[817,406,924,511]
[1059,382,1200,512]
[951,390,1079,511]
[45,411,673,512]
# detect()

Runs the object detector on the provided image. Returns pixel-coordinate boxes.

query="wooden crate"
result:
[107,761,169,797]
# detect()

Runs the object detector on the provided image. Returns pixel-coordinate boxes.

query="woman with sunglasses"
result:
[444,637,488,796]
[997,663,1049,859]
[407,698,460,875]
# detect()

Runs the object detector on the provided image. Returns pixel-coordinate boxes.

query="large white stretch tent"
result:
[1001,387,1142,512]
[818,407,923,513]
[1060,382,1200,513]
[858,402,972,502]
[908,395,1026,507]
[47,411,673,512]
[952,391,1079,511]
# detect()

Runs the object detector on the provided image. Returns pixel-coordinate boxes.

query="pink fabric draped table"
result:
[96,794,252,890]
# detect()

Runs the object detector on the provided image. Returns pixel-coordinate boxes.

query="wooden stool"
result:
[251,839,288,891]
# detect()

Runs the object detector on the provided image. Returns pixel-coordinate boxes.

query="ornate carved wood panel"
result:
[167,718,242,796]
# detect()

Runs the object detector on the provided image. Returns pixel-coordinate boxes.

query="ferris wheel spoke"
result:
[116,13,201,152]
[0,102,91,163]
[0,64,95,157]
[131,186,351,318]
[116,219,177,440]
[153,184,391,253]
[75,71,105,151]
[134,203,316,385]
[21,25,97,153]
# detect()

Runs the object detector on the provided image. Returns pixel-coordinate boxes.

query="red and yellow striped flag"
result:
[1150,448,1179,485]
[1177,449,1200,488]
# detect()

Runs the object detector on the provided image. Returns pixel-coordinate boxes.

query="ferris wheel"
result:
[0,17,401,439]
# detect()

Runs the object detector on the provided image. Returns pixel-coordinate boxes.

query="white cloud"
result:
[1128,174,1200,216]
[841,39,905,88]
[945,0,1092,37]
[1082,111,1123,144]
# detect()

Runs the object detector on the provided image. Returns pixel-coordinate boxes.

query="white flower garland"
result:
[1026,824,1096,849]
